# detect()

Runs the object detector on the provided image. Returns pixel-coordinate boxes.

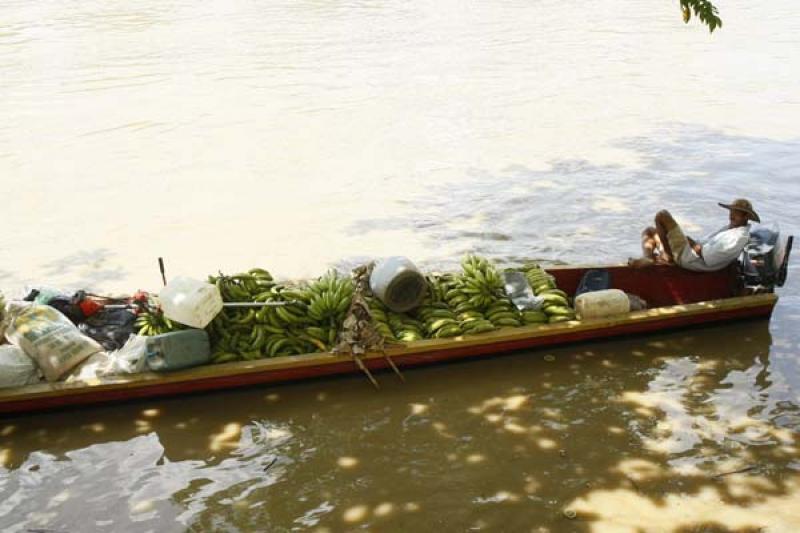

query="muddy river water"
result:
[1,0,799,531]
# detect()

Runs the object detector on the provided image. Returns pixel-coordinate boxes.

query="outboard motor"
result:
[740,223,793,292]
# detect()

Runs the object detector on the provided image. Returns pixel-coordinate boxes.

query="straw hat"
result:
[718,198,760,223]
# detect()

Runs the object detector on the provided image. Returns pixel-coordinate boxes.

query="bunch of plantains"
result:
[136,256,578,366]
[387,311,426,342]
[429,271,493,335]
[411,274,463,339]
[455,255,526,330]
[364,296,429,342]
[135,292,185,337]
[134,307,182,337]
[428,255,518,334]
[518,263,576,323]
[206,268,354,364]
[365,297,396,341]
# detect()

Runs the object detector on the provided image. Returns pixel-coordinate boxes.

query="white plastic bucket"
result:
[160,277,223,329]
[369,257,427,312]
[574,289,630,320]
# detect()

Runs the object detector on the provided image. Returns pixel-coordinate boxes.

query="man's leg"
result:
[641,226,658,259]
[654,210,678,263]
[630,212,681,267]
[629,224,662,267]
[652,233,671,264]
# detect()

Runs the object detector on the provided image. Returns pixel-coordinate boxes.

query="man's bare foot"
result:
[628,257,654,268]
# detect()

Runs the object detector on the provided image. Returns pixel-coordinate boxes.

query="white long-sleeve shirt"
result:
[678,225,750,272]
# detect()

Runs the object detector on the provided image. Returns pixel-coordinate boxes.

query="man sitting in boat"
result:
[629,198,760,271]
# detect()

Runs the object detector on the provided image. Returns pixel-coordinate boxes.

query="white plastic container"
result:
[159,277,223,329]
[369,256,428,312]
[574,289,630,320]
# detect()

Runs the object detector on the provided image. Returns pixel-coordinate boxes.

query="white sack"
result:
[65,335,149,383]
[0,344,41,388]
[5,302,102,382]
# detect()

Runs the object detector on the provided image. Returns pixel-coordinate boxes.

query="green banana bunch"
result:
[262,328,316,357]
[214,268,353,358]
[209,317,253,354]
[415,301,463,338]
[519,263,556,295]
[387,311,425,342]
[246,327,314,358]
[366,297,397,341]
[210,310,318,359]
[518,263,577,323]
[436,270,497,336]
[459,254,506,311]
[211,351,241,364]
[302,324,338,351]
[205,266,323,360]
[521,310,549,325]
[270,300,312,328]
[410,274,463,339]
[304,270,353,325]
[424,273,453,304]
[540,290,576,323]
[135,307,183,336]
[209,268,275,302]
[484,298,522,328]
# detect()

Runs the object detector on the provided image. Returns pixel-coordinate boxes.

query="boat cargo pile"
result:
[198,257,577,364]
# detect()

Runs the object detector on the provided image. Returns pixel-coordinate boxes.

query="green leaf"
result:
[679,0,722,33]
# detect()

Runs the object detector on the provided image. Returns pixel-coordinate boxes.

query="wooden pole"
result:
[382,352,405,382]
[158,257,167,286]
[352,355,380,389]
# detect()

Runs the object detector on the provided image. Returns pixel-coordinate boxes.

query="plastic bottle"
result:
[369,257,428,312]
[574,289,630,320]
[159,277,223,328]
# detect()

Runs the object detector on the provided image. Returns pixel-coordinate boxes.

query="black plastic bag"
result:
[78,308,137,351]
[575,269,611,298]
[24,289,86,324]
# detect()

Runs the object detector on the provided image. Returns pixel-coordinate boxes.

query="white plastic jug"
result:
[159,277,223,329]
[574,289,630,320]
[369,256,427,312]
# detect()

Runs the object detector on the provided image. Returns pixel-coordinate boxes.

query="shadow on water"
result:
[345,125,800,270]
[38,248,126,291]
[2,318,798,531]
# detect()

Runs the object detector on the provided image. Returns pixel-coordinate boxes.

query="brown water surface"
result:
[2,317,800,531]
[1,0,800,531]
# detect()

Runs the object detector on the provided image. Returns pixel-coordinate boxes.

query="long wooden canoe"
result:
[0,264,778,416]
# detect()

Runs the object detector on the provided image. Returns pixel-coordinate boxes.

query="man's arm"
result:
[687,236,703,256]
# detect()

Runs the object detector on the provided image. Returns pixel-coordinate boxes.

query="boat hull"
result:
[0,288,777,416]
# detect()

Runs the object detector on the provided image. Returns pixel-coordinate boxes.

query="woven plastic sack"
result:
[0,344,41,388]
[5,302,102,382]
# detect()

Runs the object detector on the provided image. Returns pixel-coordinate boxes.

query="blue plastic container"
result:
[145,329,211,372]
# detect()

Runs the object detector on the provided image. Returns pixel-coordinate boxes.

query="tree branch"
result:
[680,0,723,33]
